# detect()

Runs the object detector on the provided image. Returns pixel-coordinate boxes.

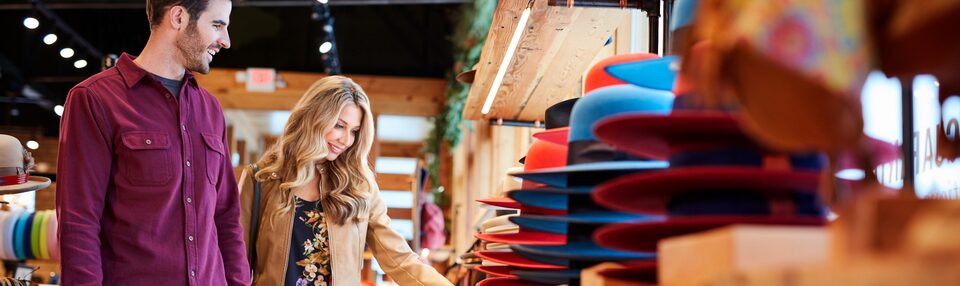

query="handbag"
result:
[248,164,263,277]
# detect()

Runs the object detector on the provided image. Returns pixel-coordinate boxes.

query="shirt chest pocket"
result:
[201,133,225,185]
[120,131,173,186]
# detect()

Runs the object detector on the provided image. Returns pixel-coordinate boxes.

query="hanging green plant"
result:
[423,0,497,206]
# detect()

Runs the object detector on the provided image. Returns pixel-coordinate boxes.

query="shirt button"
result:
[188,235,194,241]
[181,125,186,131]
[186,197,193,204]
[145,139,152,145]
[190,270,196,277]
[186,160,191,167]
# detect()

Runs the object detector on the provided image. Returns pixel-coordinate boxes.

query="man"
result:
[57,0,249,285]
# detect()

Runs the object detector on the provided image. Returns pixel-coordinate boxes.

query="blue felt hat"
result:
[511,269,582,285]
[670,0,700,32]
[508,212,661,234]
[605,56,679,91]
[513,85,674,188]
[511,241,656,268]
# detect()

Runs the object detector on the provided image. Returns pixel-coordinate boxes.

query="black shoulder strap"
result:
[248,164,263,275]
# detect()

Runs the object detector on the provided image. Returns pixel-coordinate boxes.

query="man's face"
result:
[175,0,231,74]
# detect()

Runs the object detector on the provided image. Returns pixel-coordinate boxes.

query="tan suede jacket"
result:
[238,164,452,286]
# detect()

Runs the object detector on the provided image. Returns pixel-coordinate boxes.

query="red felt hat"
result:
[593,216,825,253]
[584,53,662,93]
[476,251,568,270]
[475,266,523,279]
[531,128,569,146]
[477,197,522,209]
[476,197,569,216]
[475,230,566,245]
[476,277,555,286]
[597,260,658,283]
[592,167,820,215]
[593,111,749,160]
[519,140,568,189]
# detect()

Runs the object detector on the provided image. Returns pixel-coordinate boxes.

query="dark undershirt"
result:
[151,74,183,100]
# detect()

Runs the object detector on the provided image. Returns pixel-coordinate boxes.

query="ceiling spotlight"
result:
[319,41,333,54]
[43,33,58,45]
[74,59,88,69]
[60,47,75,58]
[54,105,64,116]
[317,0,329,4]
[26,140,39,150]
[23,17,39,29]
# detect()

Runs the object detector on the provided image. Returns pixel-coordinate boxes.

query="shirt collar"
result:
[117,52,199,88]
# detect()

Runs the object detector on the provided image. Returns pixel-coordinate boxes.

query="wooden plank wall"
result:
[450,122,534,256]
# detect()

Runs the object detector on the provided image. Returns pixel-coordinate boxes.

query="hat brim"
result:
[532,128,569,145]
[475,231,566,245]
[605,56,679,91]
[593,167,820,215]
[593,216,826,253]
[512,269,581,285]
[506,187,591,210]
[475,251,568,270]
[597,260,658,283]
[476,277,555,286]
[474,265,522,278]
[593,111,749,160]
[510,213,661,234]
[476,197,569,216]
[0,176,51,194]
[456,69,477,84]
[513,161,668,188]
[512,241,656,262]
[477,197,521,209]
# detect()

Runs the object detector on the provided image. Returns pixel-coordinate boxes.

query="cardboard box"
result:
[659,225,829,286]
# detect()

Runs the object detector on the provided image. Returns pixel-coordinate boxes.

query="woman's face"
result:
[324,103,363,161]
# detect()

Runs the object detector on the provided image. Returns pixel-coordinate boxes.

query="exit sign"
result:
[245,67,276,92]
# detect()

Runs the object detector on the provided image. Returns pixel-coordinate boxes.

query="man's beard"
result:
[175,23,211,74]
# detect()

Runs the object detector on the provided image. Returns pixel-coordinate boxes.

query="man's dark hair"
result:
[146,0,210,28]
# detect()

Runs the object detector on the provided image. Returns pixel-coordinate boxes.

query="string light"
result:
[74,59,88,69]
[23,17,39,29]
[319,42,333,54]
[60,47,74,58]
[54,105,64,116]
[26,140,40,150]
[43,33,58,45]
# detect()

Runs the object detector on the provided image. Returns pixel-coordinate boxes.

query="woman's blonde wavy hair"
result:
[254,75,376,225]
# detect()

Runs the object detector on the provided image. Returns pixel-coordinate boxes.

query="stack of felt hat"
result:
[474,53,697,285]
[570,4,828,283]
[472,140,571,286]
[0,209,60,261]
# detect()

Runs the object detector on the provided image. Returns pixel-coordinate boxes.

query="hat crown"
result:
[543,98,578,129]
[569,85,674,142]
[0,135,26,170]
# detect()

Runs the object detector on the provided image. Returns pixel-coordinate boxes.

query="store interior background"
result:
[2,0,960,284]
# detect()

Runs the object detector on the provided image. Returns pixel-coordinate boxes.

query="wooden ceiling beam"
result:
[376,173,415,191]
[196,68,447,116]
[378,142,424,158]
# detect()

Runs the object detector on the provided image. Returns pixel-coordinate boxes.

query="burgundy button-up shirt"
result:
[57,53,250,286]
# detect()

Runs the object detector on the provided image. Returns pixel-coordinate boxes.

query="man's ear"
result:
[167,6,188,31]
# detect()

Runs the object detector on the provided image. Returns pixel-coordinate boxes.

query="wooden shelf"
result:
[462,0,629,122]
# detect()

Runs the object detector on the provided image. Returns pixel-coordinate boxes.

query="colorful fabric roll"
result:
[31,211,42,260]
[13,212,27,260]
[22,212,34,259]
[38,210,49,259]
[48,210,59,260]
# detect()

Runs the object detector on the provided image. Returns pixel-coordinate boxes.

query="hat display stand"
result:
[0,134,60,286]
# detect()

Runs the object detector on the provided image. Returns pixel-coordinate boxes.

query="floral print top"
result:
[286,197,332,286]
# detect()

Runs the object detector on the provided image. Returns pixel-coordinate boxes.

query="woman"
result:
[239,76,451,286]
